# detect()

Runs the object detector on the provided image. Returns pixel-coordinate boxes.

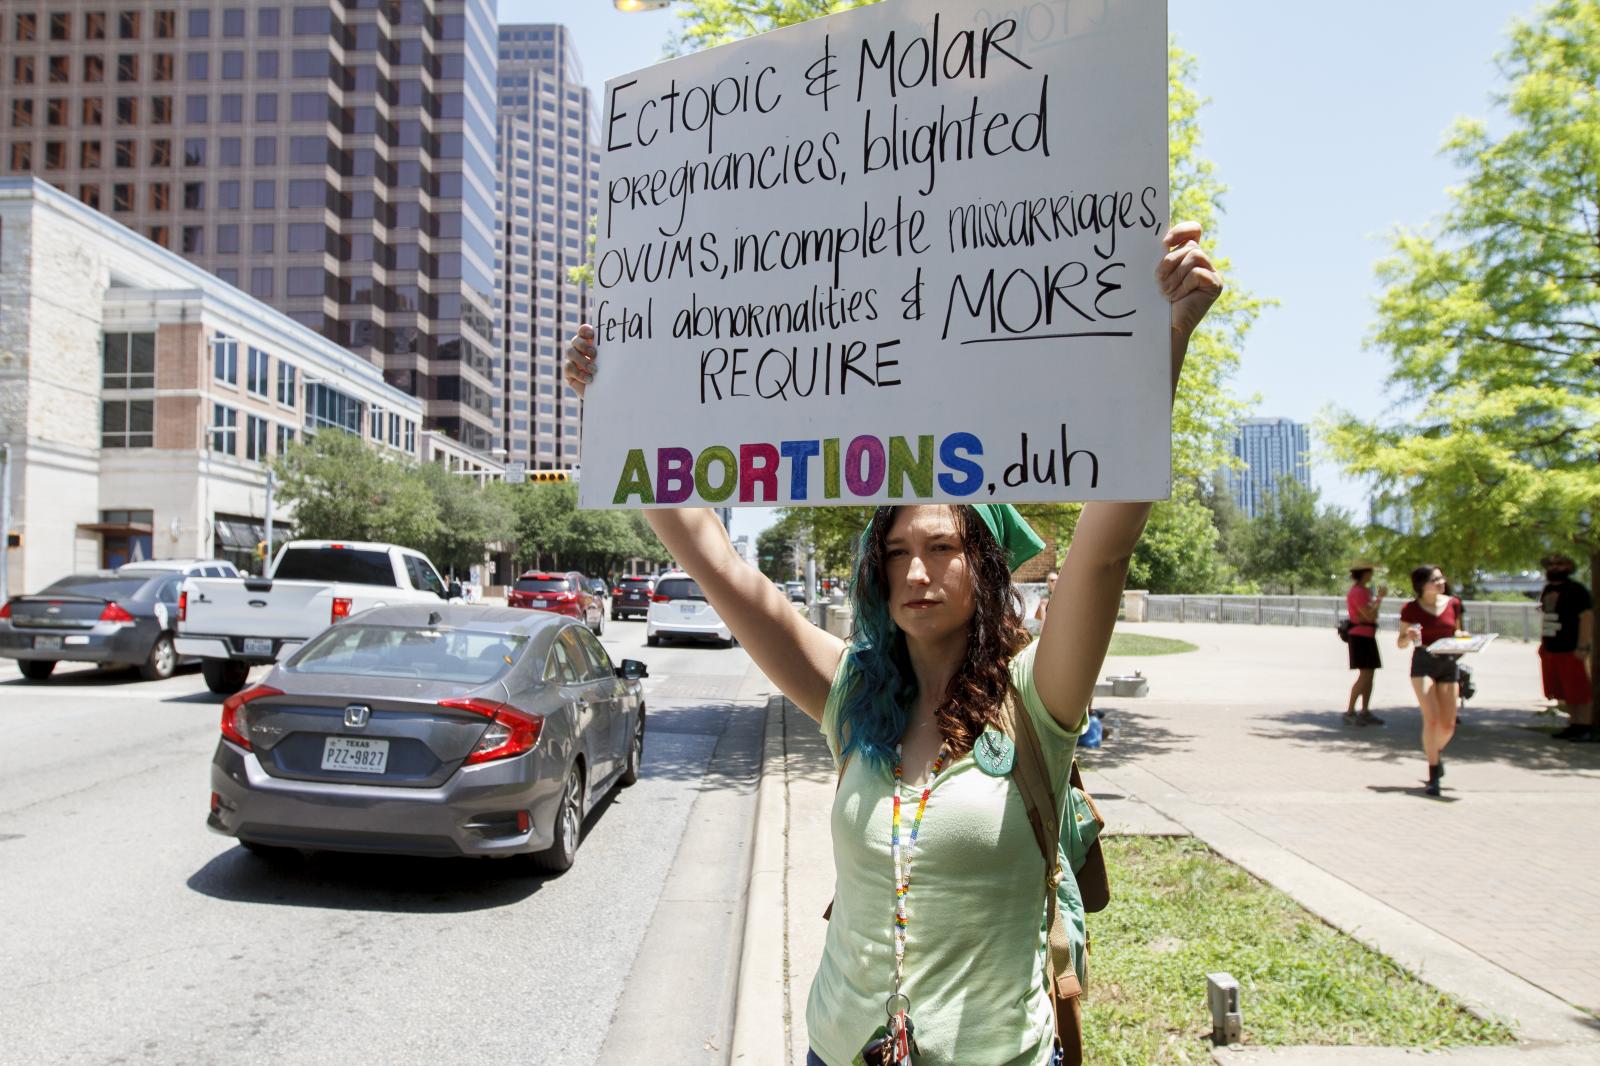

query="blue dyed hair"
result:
[836,506,1031,770]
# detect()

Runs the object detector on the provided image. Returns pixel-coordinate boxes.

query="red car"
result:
[508,571,604,635]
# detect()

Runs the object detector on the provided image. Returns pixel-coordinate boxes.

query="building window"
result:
[246,415,268,461]
[253,136,275,165]
[252,224,273,252]
[147,224,168,247]
[216,224,239,253]
[219,137,240,165]
[369,406,382,438]
[50,11,71,40]
[255,94,277,122]
[116,97,138,125]
[259,8,281,36]
[223,9,246,37]
[148,183,169,210]
[276,424,296,453]
[154,10,177,39]
[113,183,134,212]
[291,50,325,78]
[220,94,242,122]
[287,179,322,208]
[218,179,240,209]
[151,96,172,124]
[47,98,68,126]
[102,332,156,389]
[211,404,238,455]
[183,181,203,208]
[251,267,274,298]
[13,56,34,84]
[152,53,174,81]
[221,51,244,80]
[275,361,296,406]
[304,383,362,434]
[119,11,140,39]
[246,347,269,397]
[257,50,279,78]
[117,54,139,81]
[253,180,275,209]
[102,400,155,449]
[84,12,105,40]
[184,137,204,165]
[42,141,64,170]
[149,138,171,167]
[14,13,36,40]
[388,412,400,447]
[212,333,238,384]
[80,184,101,208]
[286,267,323,298]
[115,139,135,167]
[188,10,210,38]
[11,100,32,128]
[404,422,415,452]
[287,222,321,252]
[80,141,101,168]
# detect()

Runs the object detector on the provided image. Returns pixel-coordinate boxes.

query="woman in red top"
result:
[1397,564,1467,795]
[1344,561,1386,725]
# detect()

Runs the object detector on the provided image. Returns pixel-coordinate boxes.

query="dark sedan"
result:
[1,571,185,681]
[206,604,647,872]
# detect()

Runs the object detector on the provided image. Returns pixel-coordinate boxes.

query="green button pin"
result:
[974,728,1016,776]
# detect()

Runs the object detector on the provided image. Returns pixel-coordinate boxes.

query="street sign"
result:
[504,461,527,485]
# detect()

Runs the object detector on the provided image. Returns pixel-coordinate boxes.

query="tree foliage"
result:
[1236,477,1357,595]
[506,482,671,576]
[1325,0,1600,594]
[272,431,441,549]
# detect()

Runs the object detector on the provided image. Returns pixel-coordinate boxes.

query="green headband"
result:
[971,504,1047,572]
[861,504,1046,573]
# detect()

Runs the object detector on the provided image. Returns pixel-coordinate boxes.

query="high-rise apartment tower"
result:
[1226,416,1312,519]
[493,24,599,469]
[0,0,500,451]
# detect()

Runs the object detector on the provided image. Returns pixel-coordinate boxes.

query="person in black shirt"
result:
[1539,554,1594,741]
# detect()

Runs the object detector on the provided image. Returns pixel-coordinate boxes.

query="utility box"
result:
[1206,972,1242,1045]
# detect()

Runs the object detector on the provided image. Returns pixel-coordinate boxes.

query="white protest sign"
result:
[580,0,1170,509]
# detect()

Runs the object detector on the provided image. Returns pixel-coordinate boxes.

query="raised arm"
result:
[1030,223,1221,729]
[566,326,845,720]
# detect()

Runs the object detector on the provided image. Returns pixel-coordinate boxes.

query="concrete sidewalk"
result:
[730,622,1600,1064]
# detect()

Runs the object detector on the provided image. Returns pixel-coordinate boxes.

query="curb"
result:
[729,694,789,1066]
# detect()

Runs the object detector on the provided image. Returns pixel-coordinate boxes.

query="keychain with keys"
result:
[854,993,918,1066]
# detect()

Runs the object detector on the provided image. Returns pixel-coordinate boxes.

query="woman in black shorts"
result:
[1397,564,1466,795]
[1344,562,1385,726]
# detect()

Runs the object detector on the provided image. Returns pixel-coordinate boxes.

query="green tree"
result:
[272,431,440,549]
[757,521,799,580]
[665,0,877,55]
[412,463,517,578]
[1325,0,1599,640]
[1237,477,1356,595]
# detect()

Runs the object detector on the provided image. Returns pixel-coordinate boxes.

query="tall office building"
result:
[493,24,599,469]
[0,1,500,452]
[1227,417,1311,518]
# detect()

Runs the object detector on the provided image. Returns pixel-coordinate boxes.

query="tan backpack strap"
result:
[997,692,1080,1032]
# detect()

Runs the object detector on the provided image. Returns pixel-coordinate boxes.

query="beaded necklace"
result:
[890,741,950,996]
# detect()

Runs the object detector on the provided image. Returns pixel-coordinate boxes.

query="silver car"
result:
[206,604,647,873]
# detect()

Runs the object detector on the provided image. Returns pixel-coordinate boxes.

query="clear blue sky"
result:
[498,0,1541,539]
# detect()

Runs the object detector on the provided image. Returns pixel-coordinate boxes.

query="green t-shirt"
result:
[807,640,1086,1066]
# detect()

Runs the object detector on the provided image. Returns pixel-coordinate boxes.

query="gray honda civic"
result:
[207,603,647,872]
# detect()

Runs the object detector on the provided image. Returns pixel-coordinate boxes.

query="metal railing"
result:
[1142,595,1541,642]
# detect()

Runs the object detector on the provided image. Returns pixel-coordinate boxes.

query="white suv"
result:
[646,572,733,648]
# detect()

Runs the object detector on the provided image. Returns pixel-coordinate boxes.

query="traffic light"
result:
[5,531,18,549]
[530,470,570,483]
[256,540,269,561]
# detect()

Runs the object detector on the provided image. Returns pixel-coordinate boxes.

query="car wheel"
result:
[611,611,619,622]
[139,634,177,681]
[646,633,660,647]
[530,763,584,873]
[18,660,55,681]
[201,659,250,695]
[619,714,645,787]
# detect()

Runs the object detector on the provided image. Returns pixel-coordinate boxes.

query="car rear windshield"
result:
[272,548,397,586]
[620,578,651,587]
[515,577,572,592]
[654,578,705,602]
[39,575,150,600]
[288,625,529,684]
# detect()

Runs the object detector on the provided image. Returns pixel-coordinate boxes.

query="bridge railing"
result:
[1140,595,1541,642]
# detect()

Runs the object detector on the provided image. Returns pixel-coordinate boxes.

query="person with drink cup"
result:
[1397,565,1467,796]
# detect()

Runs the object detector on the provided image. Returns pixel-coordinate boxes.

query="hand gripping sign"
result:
[580,0,1170,510]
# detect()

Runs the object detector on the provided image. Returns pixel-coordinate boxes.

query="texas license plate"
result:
[243,638,272,657]
[33,635,63,651]
[320,736,389,774]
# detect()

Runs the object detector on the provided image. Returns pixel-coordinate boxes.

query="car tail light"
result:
[652,593,671,603]
[611,588,622,596]
[440,696,545,765]
[99,602,135,623]
[0,601,10,620]
[220,684,284,750]
[330,597,352,622]
[178,590,187,623]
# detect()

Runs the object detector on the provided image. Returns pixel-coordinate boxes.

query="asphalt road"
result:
[0,617,770,1065]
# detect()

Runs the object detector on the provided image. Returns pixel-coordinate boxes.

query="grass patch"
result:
[1106,632,1198,656]
[1084,837,1514,1064]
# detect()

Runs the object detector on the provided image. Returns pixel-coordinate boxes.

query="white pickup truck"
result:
[177,540,461,694]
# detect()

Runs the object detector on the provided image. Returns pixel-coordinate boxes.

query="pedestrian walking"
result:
[1539,554,1594,741]
[1344,561,1385,726]
[1397,565,1467,796]
[566,223,1222,1066]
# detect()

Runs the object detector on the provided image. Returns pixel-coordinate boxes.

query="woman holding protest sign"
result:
[567,221,1220,1066]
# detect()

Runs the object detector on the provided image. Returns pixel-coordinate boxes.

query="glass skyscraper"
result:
[1227,417,1312,518]
[493,23,599,470]
[0,0,500,452]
